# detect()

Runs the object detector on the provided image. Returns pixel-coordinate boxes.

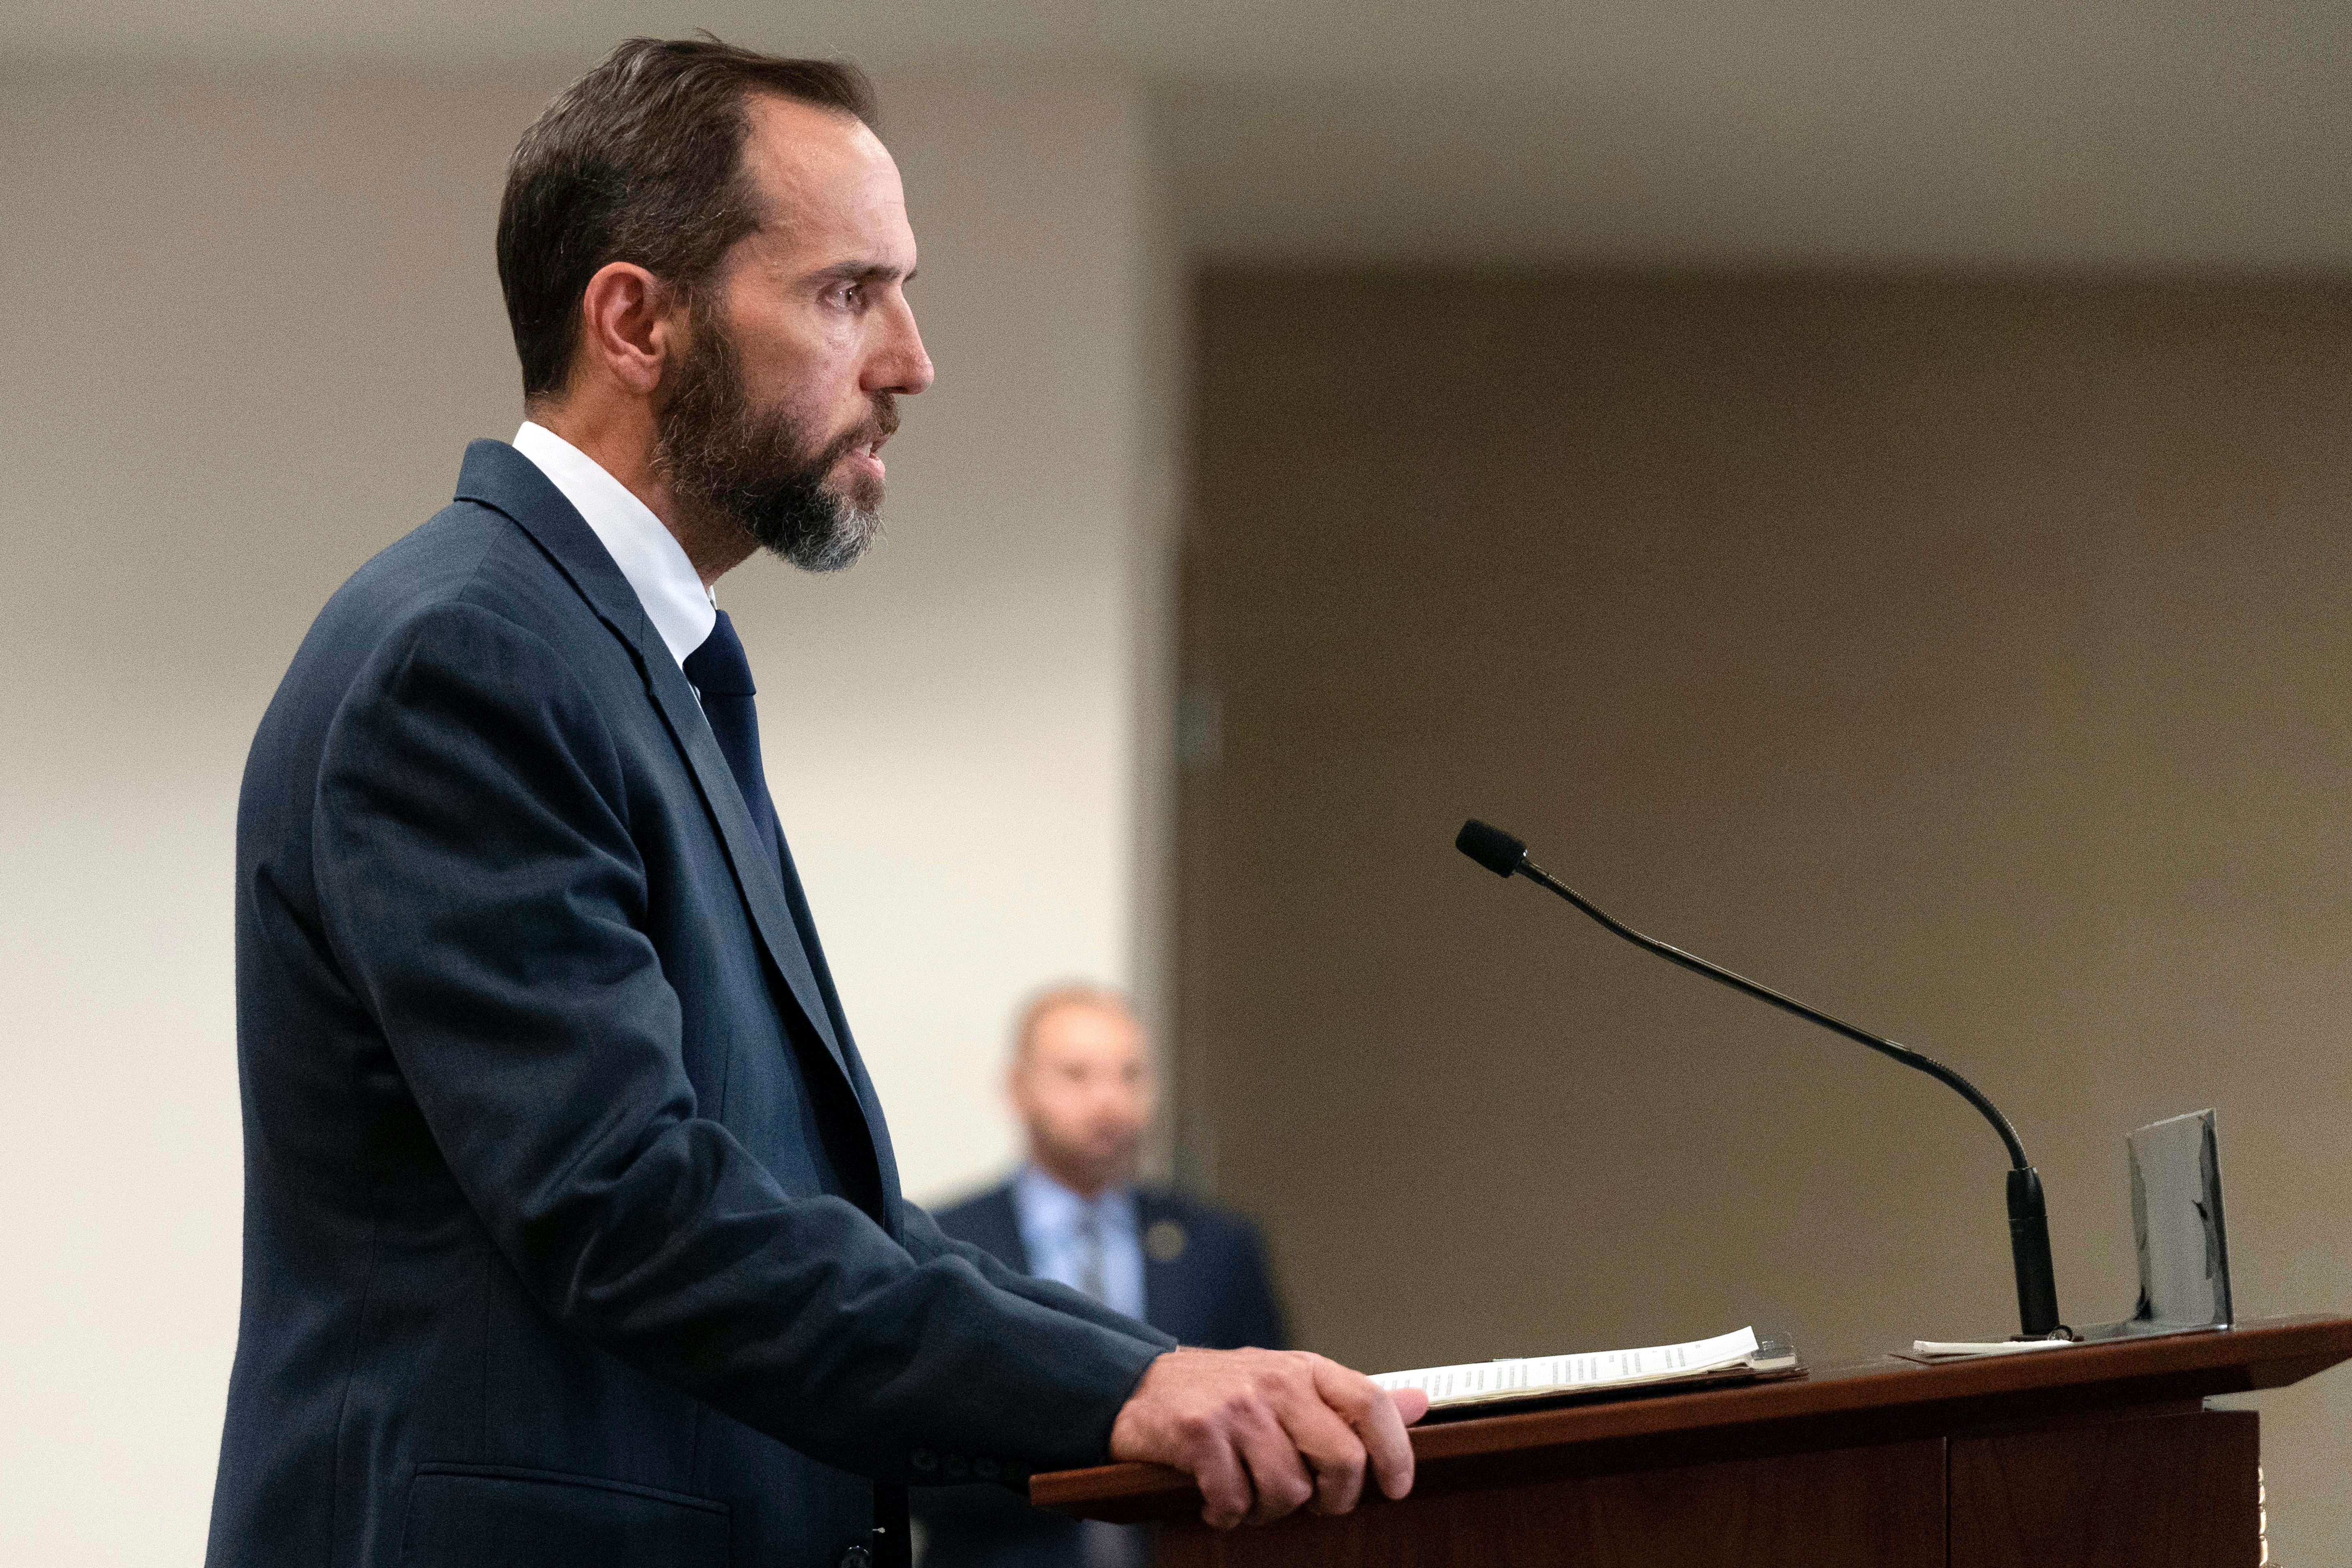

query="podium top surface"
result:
[1031,1313,2352,1524]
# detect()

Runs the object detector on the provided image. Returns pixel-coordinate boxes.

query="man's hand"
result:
[1107,1347,1431,1530]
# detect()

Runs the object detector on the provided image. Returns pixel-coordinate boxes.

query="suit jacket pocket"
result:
[402,1463,730,1568]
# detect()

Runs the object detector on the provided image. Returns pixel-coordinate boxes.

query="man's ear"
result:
[576,262,683,397]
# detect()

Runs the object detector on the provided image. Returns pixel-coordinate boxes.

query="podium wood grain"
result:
[1157,1437,1944,1568]
[1948,1409,2260,1568]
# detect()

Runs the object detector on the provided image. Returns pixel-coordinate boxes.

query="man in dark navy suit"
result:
[921,987,1291,1568]
[205,38,1423,1568]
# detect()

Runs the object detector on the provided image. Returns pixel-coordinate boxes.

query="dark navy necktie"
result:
[682,609,781,868]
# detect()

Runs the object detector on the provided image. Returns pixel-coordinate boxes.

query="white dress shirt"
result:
[1011,1164,1147,1322]
[511,421,714,672]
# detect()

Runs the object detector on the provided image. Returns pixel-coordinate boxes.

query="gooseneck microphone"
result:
[1456,818,2064,1340]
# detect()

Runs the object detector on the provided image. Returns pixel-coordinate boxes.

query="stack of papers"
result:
[1373,1326,1795,1412]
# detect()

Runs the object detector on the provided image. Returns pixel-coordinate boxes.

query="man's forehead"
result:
[1031,1002,1145,1054]
[738,94,909,248]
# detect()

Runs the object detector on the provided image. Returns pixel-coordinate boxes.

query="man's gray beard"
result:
[751,474,879,574]
[654,308,887,574]
[793,502,878,573]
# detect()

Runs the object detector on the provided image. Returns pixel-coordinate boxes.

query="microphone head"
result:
[1456,819,1528,878]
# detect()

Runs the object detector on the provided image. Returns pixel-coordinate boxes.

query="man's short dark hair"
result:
[497,37,874,402]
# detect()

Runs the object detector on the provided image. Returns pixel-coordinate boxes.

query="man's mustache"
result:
[821,393,900,467]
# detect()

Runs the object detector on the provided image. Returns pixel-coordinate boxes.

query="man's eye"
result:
[833,283,863,308]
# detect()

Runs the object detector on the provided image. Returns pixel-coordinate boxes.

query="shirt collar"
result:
[1013,1164,1137,1234]
[511,421,716,670]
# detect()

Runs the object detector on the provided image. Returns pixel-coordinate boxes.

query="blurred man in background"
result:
[918,986,1288,1568]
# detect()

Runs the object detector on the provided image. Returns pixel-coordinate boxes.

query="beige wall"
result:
[1179,269,2352,1559]
[0,66,1172,1564]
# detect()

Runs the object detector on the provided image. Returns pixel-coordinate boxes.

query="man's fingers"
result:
[1312,1360,1421,1502]
[1230,1394,1317,1524]
[1389,1387,1432,1427]
[1269,1371,1370,1515]
[1109,1346,1426,1531]
[1363,1388,1419,1501]
[1188,1433,1253,1531]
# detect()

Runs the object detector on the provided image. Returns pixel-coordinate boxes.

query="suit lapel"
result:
[767,828,905,1208]
[983,1186,1032,1273]
[637,633,853,1079]
[454,441,852,1082]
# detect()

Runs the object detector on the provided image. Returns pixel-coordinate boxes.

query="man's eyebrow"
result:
[805,259,913,287]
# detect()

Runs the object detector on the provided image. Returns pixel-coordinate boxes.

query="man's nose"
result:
[872,295,933,396]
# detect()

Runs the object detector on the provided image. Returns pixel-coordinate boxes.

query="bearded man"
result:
[206,38,1422,1568]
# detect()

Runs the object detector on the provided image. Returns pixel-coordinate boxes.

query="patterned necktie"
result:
[681,609,780,869]
[1074,1207,1107,1303]
[1071,1204,1145,1568]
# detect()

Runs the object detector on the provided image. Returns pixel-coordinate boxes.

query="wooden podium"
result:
[1032,1315,2352,1568]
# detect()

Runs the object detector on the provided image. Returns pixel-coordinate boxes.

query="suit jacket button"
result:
[910,1449,939,1473]
[974,1458,1000,1481]
[839,1548,873,1568]
[943,1455,970,1480]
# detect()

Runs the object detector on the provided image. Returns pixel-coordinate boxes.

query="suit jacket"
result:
[207,440,1176,1568]
[914,1184,1287,1568]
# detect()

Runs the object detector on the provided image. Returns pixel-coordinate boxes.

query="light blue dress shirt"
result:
[1010,1165,1147,1323]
